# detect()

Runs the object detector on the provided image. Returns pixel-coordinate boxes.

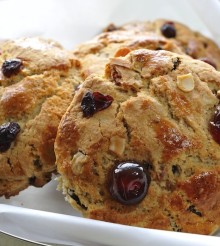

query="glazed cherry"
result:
[160,22,176,38]
[1,58,22,77]
[109,162,150,205]
[0,122,21,152]
[81,91,113,118]
[210,105,220,144]
[199,58,217,69]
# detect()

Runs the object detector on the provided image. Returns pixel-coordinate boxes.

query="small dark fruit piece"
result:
[0,122,21,152]
[187,205,202,217]
[172,164,182,177]
[0,142,11,152]
[199,57,217,69]
[68,189,87,210]
[210,105,220,144]
[1,58,23,77]
[81,91,113,118]
[109,162,150,205]
[160,22,176,38]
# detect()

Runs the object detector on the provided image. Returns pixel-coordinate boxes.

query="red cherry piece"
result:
[210,105,220,144]
[109,162,150,205]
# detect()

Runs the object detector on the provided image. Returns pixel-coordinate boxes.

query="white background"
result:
[0,0,220,49]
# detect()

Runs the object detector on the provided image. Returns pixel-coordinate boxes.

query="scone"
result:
[0,37,81,197]
[55,49,220,235]
[105,19,220,70]
[73,29,184,79]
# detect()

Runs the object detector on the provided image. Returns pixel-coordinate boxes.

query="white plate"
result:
[1,201,220,246]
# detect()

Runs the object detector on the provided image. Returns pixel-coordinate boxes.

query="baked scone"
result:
[73,29,184,79]
[55,49,220,235]
[104,19,220,70]
[0,37,81,197]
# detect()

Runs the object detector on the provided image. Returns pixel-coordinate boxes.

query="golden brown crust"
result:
[105,19,220,70]
[55,49,220,234]
[154,19,220,67]
[0,37,81,197]
[73,30,184,79]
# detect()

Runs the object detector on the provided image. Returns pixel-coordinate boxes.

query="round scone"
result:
[55,49,220,235]
[104,19,220,70]
[73,29,184,79]
[0,37,81,197]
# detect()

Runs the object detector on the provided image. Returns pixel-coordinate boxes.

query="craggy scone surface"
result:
[0,37,81,197]
[73,28,184,79]
[55,49,220,234]
[73,18,220,85]
[104,19,220,70]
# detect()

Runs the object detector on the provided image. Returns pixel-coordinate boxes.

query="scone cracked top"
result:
[0,37,73,86]
[73,29,184,79]
[55,49,220,235]
[0,37,81,197]
[105,19,220,70]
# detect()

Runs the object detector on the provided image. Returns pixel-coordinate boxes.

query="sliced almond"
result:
[177,73,195,92]
[109,57,131,68]
[71,151,87,174]
[109,136,126,156]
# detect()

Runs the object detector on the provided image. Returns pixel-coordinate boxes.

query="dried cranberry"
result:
[1,58,22,77]
[93,92,113,111]
[109,162,150,205]
[160,22,176,38]
[81,92,96,117]
[0,122,21,152]
[199,58,217,69]
[210,105,220,144]
[81,91,113,118]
